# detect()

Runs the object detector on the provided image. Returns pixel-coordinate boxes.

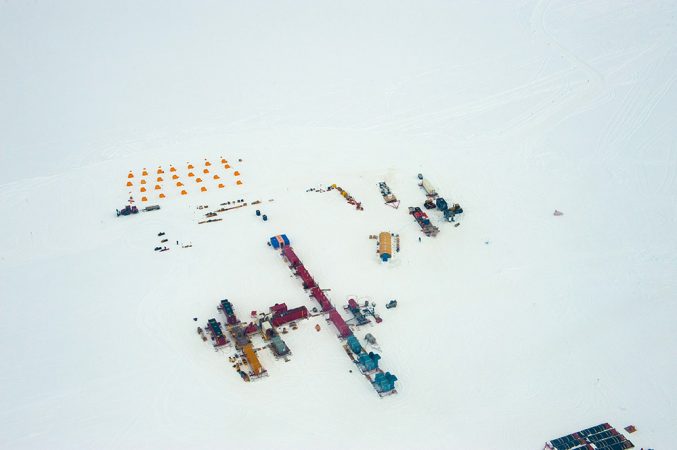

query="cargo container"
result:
[281,246,301,268]
[271,306,309,327]
[270,335,290,357]
[295,265,316,289]
[269,234,290,249]
[328,310,352,338]
[269,303,288,314]
[311,287,333,311]
[242,343,263,375]
[420,179,437,196]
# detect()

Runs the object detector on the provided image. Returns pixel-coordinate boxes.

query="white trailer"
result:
[419,178,437,196]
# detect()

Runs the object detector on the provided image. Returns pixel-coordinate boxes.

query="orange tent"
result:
[127,172,134,178]
[157,177,163,182]
[142,169,148,176]
[224,164,231,169]
[213,174,220,179]
[181,190,188,195]
[221,158,227,164]
[140,179,147,184]
[140,186,147,192]
[169,166,176,172]
[172,174,179,179]
[141,196,148,202]
[196,178,203,183]
[236,180,243,185]
[205,161,212,166]
[126,181,133,187]
[159,193,166,198]
[203,168,209,174]
[200,186,207,192]
[233,171,240,176]
[176,181,184,187]
[157,168,164,174]
[188,172,195,177]
[218,183,225,188]
[187,164,194,169]
[155,184,162,190]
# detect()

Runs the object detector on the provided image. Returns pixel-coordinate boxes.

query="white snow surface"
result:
[1,1,676,449]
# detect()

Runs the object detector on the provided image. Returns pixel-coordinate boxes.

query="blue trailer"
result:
[269,234,289,249]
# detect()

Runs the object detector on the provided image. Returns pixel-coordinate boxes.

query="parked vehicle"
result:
[116,205,139,216]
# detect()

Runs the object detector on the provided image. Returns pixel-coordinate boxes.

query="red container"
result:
[270,303,288,314]
[271,306,309,327]
[282,246,301,268]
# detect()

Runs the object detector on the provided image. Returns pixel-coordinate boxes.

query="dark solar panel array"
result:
[548,423,634,450]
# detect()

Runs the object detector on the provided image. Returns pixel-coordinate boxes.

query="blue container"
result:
[256,210,261,216]
[269,235,290,249]
[262,215,268,221]
[347,335,362,354]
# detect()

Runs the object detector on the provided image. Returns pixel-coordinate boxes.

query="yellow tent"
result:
[236,180,243,185]
[378,232,392,260]
[140,179,147,185]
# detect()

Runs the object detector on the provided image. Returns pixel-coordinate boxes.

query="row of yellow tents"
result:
[126,159,243,201]
[127,159,235,179]
[130,180,243,189]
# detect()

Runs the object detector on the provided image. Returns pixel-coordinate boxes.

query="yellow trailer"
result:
[243,343,263,375]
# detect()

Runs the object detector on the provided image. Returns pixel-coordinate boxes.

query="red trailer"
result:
[328,310,352,338]
[270,303,288,314]
[282,246,301,268]
[311,287,333,311]
[271,306,309,327]
[295,265,316,289]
